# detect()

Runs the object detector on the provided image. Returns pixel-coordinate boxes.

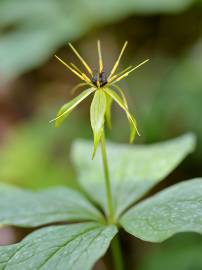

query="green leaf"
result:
[120,178,202,242]
[104,87,139,142]
[52,88,94,127]
[105,93,113,129]
[0,185,103,227]
[90,90,106,158]
[72,133,196,218]
[0,222,117,270]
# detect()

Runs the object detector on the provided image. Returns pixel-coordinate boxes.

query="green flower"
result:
[50,41,149,158]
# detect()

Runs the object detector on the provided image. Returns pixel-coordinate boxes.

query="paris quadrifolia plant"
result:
[0,41,201,270]
[50,40,149,224]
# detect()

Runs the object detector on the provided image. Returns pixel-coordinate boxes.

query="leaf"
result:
[120,178,202,242]
[52,88,94,127]
[0,222,117,270]
[90,90,106,158]
[0,185,103,227]
[105,93,113,129]
[72,133,196,218]
[104,87,139,141]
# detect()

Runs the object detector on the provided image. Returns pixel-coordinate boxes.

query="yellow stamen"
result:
[97,40,103,73]
[54,55,84,81]
[108,41,128,80]
[111,59,149,84]
[108,65,132,83]
[70,63,92,84]
[82,73,93,84]
[70,63,84,75]
[68,43,93,76]
[55,54,92,86]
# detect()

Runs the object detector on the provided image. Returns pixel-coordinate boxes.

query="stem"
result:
[111,235,124,270]
[100,130,113,224]
[100,131,124,270]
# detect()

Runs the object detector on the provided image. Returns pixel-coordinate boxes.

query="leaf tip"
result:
[91,146,97,160]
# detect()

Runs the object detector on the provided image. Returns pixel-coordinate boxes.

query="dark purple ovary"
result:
[92,71,107,87]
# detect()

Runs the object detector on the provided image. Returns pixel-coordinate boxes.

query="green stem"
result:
[100,130,113,224]
[111,235,124,270]
[100,131,124,270]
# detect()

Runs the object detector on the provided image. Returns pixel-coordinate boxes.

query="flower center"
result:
[92,71,108,88]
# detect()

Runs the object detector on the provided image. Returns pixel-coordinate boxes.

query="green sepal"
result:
[90,90,107,159]
[112,84,137,143]
[50,88,94,127]
[105,93,113,130]
[104,87,139,143]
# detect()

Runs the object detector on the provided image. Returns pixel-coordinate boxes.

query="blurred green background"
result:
[0,0,202,269]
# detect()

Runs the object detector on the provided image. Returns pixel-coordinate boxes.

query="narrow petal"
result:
[111,59,149,84]
[68,43,93,76]
[50,88,94,127]
[70,62,84,75]
[108,41,128,80]
[82,73,93,84]
[70,63,92,85]
[55,55,86,82]
[90,90,107,158]
[108,65,132,83]
[97,40,103,73]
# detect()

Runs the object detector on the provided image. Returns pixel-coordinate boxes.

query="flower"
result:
[50,41,149,158]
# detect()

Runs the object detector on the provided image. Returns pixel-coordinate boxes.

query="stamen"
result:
[70,63,92,84]
[70,63,84,75]
[68,43,93,76]
[111,59,149,84]
[108,41,128,80]
[55,55,86,82]
[97,40,103,73]
[108,65,133,83]
[82,73,93,85]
